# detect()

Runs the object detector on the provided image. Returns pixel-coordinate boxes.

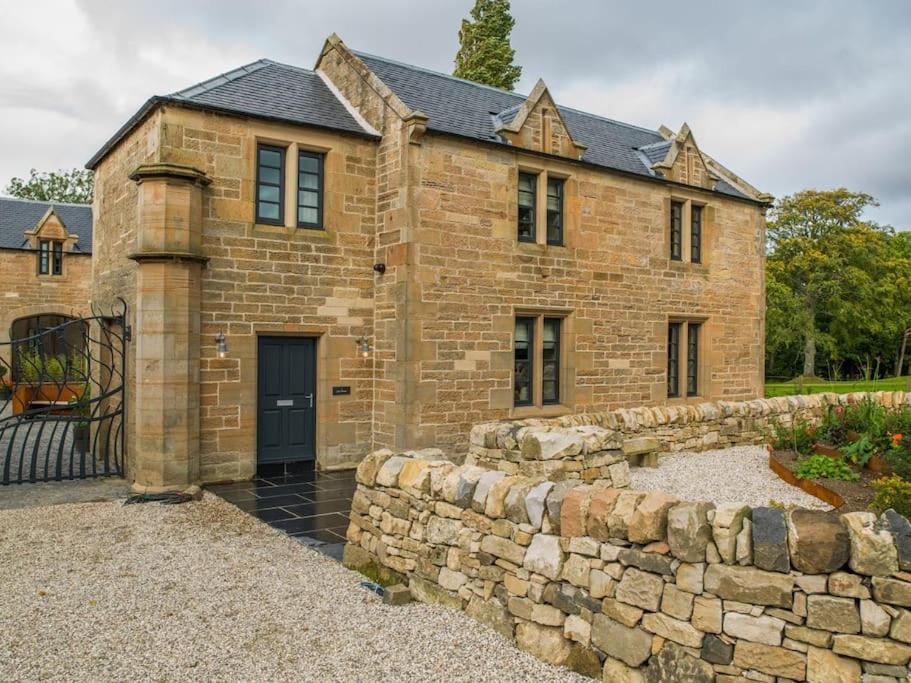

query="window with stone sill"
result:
[668,320,703,399]
[517,172,537,242]
[517,170,566,245]
[297,150,324,230]
[256,143,285,225]
[38,240,63,276]
[514,315,563,407]
[669,198,707,264]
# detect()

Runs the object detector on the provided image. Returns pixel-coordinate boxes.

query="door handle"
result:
[304,394,314,408]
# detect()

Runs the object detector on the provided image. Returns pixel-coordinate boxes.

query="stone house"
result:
[86,34,769,490]
[0,197,93,375]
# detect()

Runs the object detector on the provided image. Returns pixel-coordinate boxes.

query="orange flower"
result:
[892,433,904,447]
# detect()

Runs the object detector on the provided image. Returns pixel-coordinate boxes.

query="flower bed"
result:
[769,397,911,517]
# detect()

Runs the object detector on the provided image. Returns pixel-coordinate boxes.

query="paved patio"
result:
[208,461,356,560]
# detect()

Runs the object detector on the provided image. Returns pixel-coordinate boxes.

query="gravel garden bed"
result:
[0,493,584,682]
[629,445,831,510]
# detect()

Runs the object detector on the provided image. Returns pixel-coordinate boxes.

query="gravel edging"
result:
[629,445,832,510]
[0,493,584,682]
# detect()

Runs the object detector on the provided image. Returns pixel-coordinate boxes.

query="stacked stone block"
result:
[347,446,911,681]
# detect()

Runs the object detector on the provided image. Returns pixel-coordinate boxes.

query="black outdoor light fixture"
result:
[355,336,371,358]
[373,263,386,275]
[215,332,228,359]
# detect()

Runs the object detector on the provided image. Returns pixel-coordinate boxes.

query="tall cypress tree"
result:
[453,0,522,91]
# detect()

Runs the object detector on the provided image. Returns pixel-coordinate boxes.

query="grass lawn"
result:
[764,376,911,398]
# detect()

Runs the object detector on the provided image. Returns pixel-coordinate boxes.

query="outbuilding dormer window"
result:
[38,240,62,276]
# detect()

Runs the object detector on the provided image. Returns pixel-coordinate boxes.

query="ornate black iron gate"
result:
[0,301,128,484]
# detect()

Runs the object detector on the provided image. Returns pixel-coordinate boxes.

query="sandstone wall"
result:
[346,447,911,682]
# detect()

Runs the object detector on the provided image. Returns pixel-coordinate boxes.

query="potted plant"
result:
[68,385,91,456]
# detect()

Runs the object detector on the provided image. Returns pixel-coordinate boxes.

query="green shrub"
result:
[870,475,911,518]
[769,417,816,456]
[841,435,877,468]
[844,396,888,441]
[793,454,858,481]
[819,405,848,445]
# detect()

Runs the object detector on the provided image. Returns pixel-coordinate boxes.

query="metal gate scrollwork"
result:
[0,299,128,484]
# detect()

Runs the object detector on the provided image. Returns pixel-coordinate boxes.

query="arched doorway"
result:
[9,313,88,382]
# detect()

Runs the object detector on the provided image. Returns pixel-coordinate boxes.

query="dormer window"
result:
[38,240,63,276]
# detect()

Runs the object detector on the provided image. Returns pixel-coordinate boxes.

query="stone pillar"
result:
[128,163,210,492]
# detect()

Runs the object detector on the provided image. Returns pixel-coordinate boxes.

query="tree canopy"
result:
[453,0,522,91]
[5,168,94,204]
[765,188,911,381]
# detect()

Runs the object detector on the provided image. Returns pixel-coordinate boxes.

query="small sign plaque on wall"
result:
[332,386,352,396]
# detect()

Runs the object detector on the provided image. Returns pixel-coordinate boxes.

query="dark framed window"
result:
[542,318,561,403]
[38,240,62,275]
[687,323,700,396]
[297,151,324,229]
[518,172,537,242]
[667,322,681,398]
[514,317,534,406]
[670,201,683,261]
[256,144,285,225]
[10,314,87,381]
[691,205,703,263]
[546,178,564,245]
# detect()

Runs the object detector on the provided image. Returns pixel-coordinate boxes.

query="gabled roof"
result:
[86,40,761,202]
[0,197,92,252]
[86,60,379,169]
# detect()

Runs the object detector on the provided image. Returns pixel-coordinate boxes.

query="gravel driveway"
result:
[0,493,584,682]
[630,445,831,509]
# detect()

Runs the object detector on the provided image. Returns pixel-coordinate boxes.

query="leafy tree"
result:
[766,189,883,377]
[5,168,94,204]
[453,0,522,90]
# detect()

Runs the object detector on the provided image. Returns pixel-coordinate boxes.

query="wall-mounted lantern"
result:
[215,332,228,359]
[355,336,371,358]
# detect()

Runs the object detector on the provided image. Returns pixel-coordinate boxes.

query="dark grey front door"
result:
[257,337,316,464]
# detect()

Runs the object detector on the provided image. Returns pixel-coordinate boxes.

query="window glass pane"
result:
[298,207,319,225]
[668,323,680,397]
[298,190,319,208]
[687,323,700,396]
[299,173,319,190]
[514,317,534,406]
[519,173,535,193]
[299,155,319,173]
[691,205,702,263]
[518,173,537,241]
[258,203,280,221]
[259,149,282,167]
[518,207,534,240]
[258,185,280,203]
[260,167,281,185]
[542,318,560,403]
[670,201,683,260]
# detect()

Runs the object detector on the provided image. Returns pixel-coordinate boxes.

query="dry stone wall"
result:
[346,440,911,682]
[469,392,911,470]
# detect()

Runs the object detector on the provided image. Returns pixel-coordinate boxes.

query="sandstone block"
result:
[591,614,652,668]
[888,609,911,643]
[601,657,645,683]
[356,448,393,486]
[409,575,461,609]
[806,645,862,683]
[704,564,794,608]
[660,583,693,620]
[861,599,892,636]
[425,516,462,545]
[471,470,507,513]
[515,621,572,666]
[375,455,410,488]
[628,491,679,544]
[561,485,594,538]
[641,612,704,648]
[607,461,631,488]
[692,596,722,633]
[520,428,584,460]
[608,491,645,540]
[806,594,861,634]
[561,553,591,588]
[667,501,714,563]
[524,481,554,529]
[618,547,674,576]
[644,641,714,683]
[700,633,734,665]
[587,488,623,541]
[723,612,785,646]
[883,509,911,572]
[590,568,615,599]
[485,475,520,518]
[465,596,513,640]
[733,641,807,679]
[545,480,583,534]
[752,506,790,573]
[832,634,911,665]
[602,597,644,628]
[676,562,705,594]
[564,613,591,646]
[872,576,911,607]
[787,509,850,574]
[503,478,538,524]
[443,465,486,508]
[615,567,663,612]
[523,533,564,580]
[829,571,871,599]
[712,503,750,564]
[842,512,899,577]
[622,436,660,456]
[479,534,525,565]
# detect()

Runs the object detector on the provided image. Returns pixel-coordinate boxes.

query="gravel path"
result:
[630,445,831,510]
[0,493,584,682]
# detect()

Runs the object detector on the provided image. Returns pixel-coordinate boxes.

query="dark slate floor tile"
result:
[282,498,353,517]
[228,494,310,512]
[271,512,350,535]
[253,483,318,498]
[250,507,298,523]
[291,527,348,544]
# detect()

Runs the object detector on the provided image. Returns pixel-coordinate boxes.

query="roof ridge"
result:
[258,58,317,76]
[0,195,91,208]
[353,49,662,138]
[170,59,272,99]
[638,139,672,150]
[352,49,527,102]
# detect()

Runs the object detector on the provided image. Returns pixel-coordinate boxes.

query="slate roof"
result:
[86,45,754,201]
[0,197,92,253]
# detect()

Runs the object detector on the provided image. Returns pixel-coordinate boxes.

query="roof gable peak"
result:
[493,79,586,159]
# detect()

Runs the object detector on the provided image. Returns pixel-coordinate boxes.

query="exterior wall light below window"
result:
[215,332,228,359]
[355,336,371,358]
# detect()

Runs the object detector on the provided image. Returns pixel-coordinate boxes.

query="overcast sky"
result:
[1,1,909,227]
